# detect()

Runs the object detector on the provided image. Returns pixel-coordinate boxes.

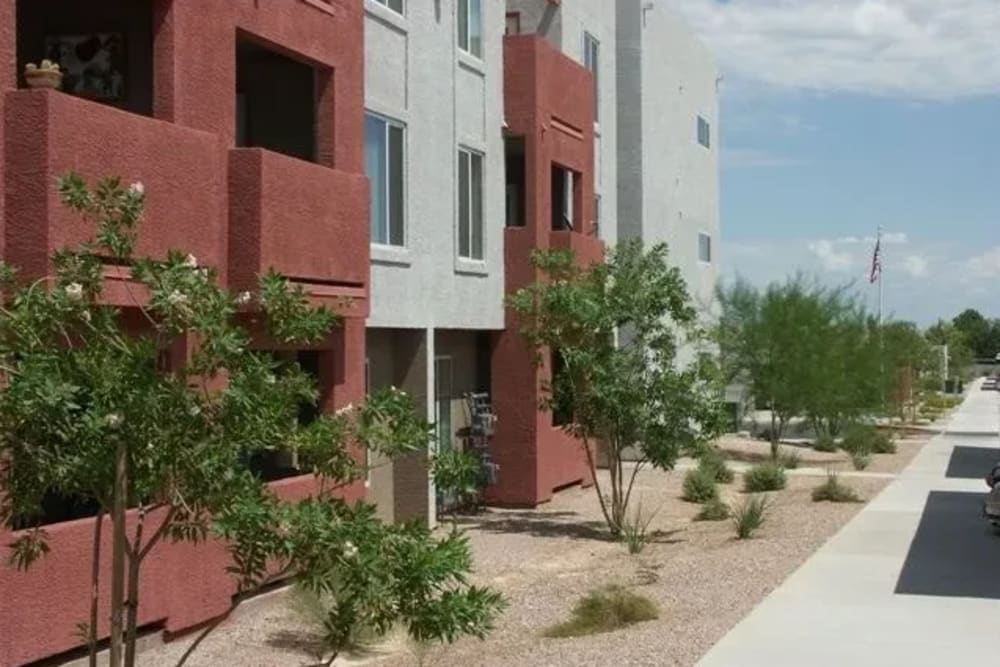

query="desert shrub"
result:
[732,495,769,539]
[695,498,730,522]
[871,429,897,454]
[743,462,787,492]
[682,468,719,503]
[841,423,875,454]
[543,586,659,638]
[812,474,861,503]
[777,449,801,469]
[620,499,658,555]
[813,434,838,453]
[851,451,872,470]
[431,449,485,513]
[699,447,735,484]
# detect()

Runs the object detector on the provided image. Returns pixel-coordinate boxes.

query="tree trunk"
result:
[88,509,105,667]
[769,410,779,459]
[109,440,127,667]
[124,510,145,667]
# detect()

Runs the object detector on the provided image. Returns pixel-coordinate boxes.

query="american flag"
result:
[869,237,881,284]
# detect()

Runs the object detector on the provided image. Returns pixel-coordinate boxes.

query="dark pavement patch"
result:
[895,491,1000,599]
[945,446,1000,480]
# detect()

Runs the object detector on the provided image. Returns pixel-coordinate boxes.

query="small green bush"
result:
[871,430,896,454]
[743,462,786,492]
[620,499,657,555]
[777,449,801,470]
[543,586,659,638]
[851,451,872,470]
[699,447,735,484]
[695,498,730,522]
[813,434,838,453]
[812,474,861,503]
[732,495,769,539]
[841,424,874,455]
[682,468,719,503]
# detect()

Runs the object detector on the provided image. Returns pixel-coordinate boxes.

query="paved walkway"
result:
[698,381,1000,667]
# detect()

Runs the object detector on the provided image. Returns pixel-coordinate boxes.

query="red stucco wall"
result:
[489,36,600,507]
[0,1,369,663]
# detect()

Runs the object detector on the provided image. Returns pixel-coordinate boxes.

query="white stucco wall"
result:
[616,1,720,322]
[364,0,505,331]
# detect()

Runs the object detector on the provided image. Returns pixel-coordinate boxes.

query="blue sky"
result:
[671,0,1000,325]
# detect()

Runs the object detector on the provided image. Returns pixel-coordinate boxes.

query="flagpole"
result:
[878,225,884,329]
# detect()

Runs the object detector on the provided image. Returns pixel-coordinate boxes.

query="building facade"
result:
[0,1,369,664]
[361,0,506,524]
[616,0,721,331]
[0,1,719,662]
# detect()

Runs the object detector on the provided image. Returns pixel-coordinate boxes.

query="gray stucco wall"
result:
[364,0,505,331]
[616,1,720,323]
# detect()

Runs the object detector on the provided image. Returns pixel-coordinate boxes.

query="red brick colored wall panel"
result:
[228,148,369,290]
[4,90,225,277]
[0,0,14,254]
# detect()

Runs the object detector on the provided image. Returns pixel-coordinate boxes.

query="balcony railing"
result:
[228,148,369,312]
[3,90,226,282]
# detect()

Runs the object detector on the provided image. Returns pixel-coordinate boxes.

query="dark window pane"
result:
[471,153,484,260]
[365,115,388,243]
[458,151,471,257]
[388,124,405,246]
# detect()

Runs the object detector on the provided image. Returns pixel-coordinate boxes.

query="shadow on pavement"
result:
[895,491,1000,599]
[945,446,999,479]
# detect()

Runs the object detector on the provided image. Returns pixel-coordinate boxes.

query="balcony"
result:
[228,148,369,315]
[3,90,226,284]
[549,230,604,268]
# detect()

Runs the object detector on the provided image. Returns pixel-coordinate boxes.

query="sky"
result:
[669,0,1000,325]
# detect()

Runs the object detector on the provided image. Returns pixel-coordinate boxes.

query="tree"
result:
[718,277,886,446]
[509,240,724,536]
[925,319,973,381]
[1,175,503,667]
[952,308,996,359]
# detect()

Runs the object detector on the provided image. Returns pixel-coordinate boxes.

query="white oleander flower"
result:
[183,254,198,269]
[236,291,252,305]
[129,182,144,195]
[167,290,188,306]
[80,310,91,323]
[335,403,355,416]
[106,413,123,428]
[65,282,83,301]
[343,541,359,559]
[189,405,201,417]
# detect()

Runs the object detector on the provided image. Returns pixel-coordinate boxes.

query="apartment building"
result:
[617,0,721,330]
[0,1,369,664]
[362,0,506,524]
[0,1,719,662]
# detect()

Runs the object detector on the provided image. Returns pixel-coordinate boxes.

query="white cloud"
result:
[901,254,929,277]
[964,246,1000,279]
[723,148,804,168]
[671,0,1000,99]
[807,239,854,272]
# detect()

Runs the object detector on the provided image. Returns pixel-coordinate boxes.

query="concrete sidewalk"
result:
[698,381,1000,667]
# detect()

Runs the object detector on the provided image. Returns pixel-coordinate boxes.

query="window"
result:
[435,357,454,451]
[697,115,711,149]
[458,148,485,260]
[583,33,600,121]
[458,0,483,58]
[505,12,521,35]
[551,166,575,231]
[365,113,405,246]
[698,233,712,263]
[373,0,403,14]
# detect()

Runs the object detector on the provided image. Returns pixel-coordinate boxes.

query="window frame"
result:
[505,11,521,35]
[371,0,404,15]
[698,232,712,264]
[583,32,600,123]
[457,147,485,261]
[458,0,483,58]
[697,115,711,149]
[365,111,407,248]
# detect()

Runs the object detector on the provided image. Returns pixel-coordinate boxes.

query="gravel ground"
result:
[142,434,930,667]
